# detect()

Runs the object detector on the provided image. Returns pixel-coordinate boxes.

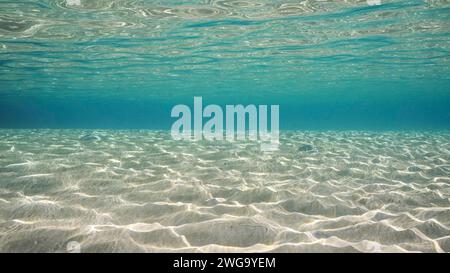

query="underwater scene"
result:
[0,0,449,253]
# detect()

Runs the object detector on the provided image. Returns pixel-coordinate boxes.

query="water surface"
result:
[0,0,449,128]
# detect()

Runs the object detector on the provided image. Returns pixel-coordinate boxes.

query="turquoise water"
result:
[1,0,449,129]
[1,1,450,253]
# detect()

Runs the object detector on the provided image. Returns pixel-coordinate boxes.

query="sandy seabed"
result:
[0,130,449,253]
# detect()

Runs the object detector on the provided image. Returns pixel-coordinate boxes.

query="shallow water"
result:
[1,1,450,253]
[1,0,450,129]
[0,130,449,252]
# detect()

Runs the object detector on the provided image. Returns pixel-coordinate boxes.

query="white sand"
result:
[0,130,448,252]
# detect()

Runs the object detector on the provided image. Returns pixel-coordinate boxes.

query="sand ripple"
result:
[0,130,449,252]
